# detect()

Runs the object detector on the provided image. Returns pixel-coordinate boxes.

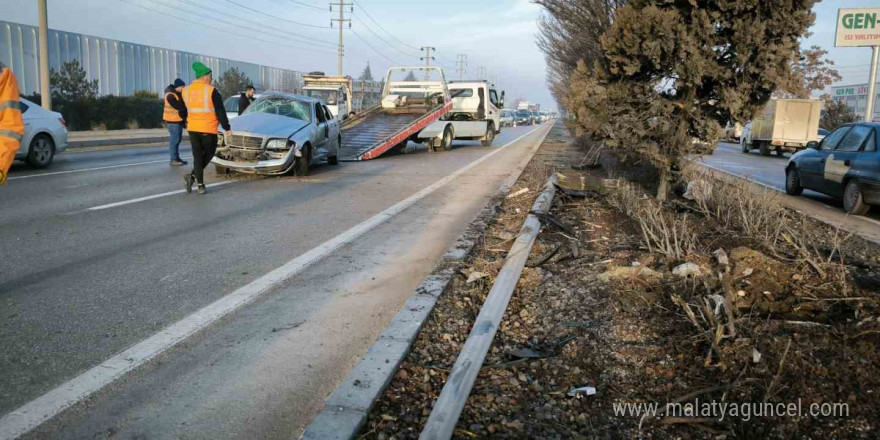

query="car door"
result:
[799,125,849,190]
[322,104,339,156]
[847,128,880,204]
[823,124,873,196]
[312,103,329,161]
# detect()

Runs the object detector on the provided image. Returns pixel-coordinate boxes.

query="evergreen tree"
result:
[565,0,818,199]
[213,67,252,99]
[50,60,99,101]
[359,62,374,81]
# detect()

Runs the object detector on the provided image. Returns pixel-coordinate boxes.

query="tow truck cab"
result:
[440,81,503,142]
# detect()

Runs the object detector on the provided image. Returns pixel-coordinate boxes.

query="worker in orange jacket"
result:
[181,61,231,194]
[0,61,24,185]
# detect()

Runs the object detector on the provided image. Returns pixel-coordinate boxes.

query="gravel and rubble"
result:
[358,128,880,439]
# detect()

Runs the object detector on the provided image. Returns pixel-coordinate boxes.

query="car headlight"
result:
[267,139,290,150]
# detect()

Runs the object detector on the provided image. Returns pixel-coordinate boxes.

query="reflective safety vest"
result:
[163,91,183,123]
[0,67,24,177]
[182,78,219,134]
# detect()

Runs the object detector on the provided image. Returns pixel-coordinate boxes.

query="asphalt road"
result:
[0,122,554,438]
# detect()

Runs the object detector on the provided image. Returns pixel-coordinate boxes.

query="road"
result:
[0,122,554,439]
[696,142,880,242]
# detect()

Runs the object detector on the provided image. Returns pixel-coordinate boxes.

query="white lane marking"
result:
[86,180,236,211]
[8,157,192,181]
[0,124,550,440]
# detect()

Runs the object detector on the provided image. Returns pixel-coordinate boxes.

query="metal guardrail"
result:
[420,174,559,440]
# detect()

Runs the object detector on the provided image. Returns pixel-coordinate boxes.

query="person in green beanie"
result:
[180,61,231,194]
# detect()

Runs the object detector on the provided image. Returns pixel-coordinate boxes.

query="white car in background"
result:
[15,98,68,168]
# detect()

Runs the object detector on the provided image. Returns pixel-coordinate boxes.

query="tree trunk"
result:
[656,166,671,201]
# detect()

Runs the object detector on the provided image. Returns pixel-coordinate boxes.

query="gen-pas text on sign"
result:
[836,8,880,47]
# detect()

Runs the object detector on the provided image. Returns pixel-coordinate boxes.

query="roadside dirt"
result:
[358,126,880,439]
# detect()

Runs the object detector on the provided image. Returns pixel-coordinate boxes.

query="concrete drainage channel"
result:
[301,127,554,440]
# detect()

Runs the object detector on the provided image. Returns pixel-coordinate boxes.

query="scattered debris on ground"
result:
[359,125,880,439]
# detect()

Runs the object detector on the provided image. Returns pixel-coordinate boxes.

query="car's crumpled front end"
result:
[212,112,308,175]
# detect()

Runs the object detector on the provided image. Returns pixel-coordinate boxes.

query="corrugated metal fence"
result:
[0,19,303,96]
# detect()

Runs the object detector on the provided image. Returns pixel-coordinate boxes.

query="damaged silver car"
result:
[213,92,341,176]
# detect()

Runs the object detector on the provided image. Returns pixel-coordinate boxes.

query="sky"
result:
[2,0,879,109]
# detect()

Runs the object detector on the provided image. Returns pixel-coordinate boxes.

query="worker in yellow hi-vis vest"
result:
[163,78,188,166]
[181,61,231,195]
[0,61,24,185]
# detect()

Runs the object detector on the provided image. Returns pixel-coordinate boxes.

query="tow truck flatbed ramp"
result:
[338,103,451,161]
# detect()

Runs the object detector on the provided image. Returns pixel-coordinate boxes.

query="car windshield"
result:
[516,110,530,117]
[450,88,474,98]
[501,110,513,117]
[304,89,340,106]
[243,96,311,122]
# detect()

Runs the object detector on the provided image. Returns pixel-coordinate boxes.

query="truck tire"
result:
[785,166,803,196]
[759,141,771,156]
[294,145,311,176]
[481,123,496,147]
[843,180,871,215]
[441,126,454,151]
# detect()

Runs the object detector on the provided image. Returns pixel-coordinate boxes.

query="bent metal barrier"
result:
[420,175,559,440]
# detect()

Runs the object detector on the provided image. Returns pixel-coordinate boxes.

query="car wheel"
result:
[843,180,871,215]
[441,126,454,151]
[294,144,311,176]
[785,166,803,196]
[759,141,770,156]
[27,134,55,168]
[482,123,495,147]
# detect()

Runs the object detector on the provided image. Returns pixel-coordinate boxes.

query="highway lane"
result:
[0,122,556,438]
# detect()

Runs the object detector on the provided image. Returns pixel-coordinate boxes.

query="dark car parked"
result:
[785,122,880,215]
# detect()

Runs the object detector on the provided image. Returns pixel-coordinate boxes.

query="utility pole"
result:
[456,54,467,81]
[420,47,435,80]
[330,1,352,76]
[37,0,51,110]
[866,47,879,122]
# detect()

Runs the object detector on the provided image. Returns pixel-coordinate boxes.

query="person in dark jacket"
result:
[238,85,255,115]
[181,62,231,195]
[163,78,188,166]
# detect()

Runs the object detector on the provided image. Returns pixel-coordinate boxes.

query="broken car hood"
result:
[230,113,309,139]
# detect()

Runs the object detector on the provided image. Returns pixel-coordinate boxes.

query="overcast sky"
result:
[2,0,878,108]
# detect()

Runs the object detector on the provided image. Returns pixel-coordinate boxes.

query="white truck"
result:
[418,80,504,147]
[741,98,822,156]
[302,72,354,120]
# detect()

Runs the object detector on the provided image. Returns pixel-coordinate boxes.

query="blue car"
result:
[785,122,880,215]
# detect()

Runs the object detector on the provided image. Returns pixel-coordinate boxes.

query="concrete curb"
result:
[300,124,554,440]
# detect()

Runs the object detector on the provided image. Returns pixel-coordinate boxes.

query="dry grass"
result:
[125,119,140,130]
[89,121,108,131]
[606,179,697,260]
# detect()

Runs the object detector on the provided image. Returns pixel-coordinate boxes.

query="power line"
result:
[223,0,327,29]
[352,16,419,59]
[350,28,400,65]
[352,0,420,51]
[169,0,336,47]
[285,0,325,11]
[115,0,336,55]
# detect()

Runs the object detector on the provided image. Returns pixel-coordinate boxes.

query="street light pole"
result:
[866,46,879,122]
[37,0,51,110]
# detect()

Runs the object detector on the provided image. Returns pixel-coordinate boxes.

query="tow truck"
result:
[420,80,504,147]
[337,66,453,161]
[303,72,354,120]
